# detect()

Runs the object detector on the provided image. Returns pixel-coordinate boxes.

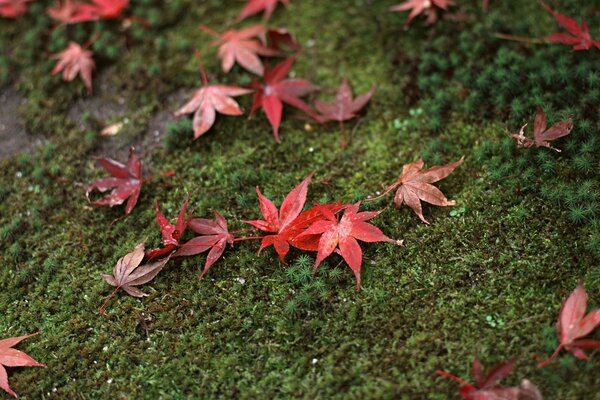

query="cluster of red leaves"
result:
[390,0,454,28]
[86,146,175,216]
[436,359,542,400]
[512,108,573,152]
[0,333,46,398]
[542,3,600,51]
[0,0,32,18]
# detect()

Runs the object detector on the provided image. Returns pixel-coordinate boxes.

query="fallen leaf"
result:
[0,333,46,398]
[86,146,174,216]
[99,242,171,314]
[100,122,123,136]
[542,3,600,51]
[512,108,573,152]
[47,0,81,24]
[71,0,128,22]
[300,202,402,291]
[390,0,453,28]
[237,0,289,21]
[370,157,464,224]
[436,358,543,400]
[174,211,235,280]
[314,77,376,148]
[51,41,95,94]
[538,281,600,367]
[244,172,314,262]
[0,0,32,18]
[267,28,302,52]
[146,194,192,260]
[174,49,252,139]
[249,57,319,143]
[199,24,279,76]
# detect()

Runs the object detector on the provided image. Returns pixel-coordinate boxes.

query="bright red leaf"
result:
[100,242,171,314]
[368,157,463,224]
[146,194,192,260]
[0,0,32,18]
[249,57,319,143]
[0,333,46,398]
[244,172,314,262]
[512,108,573,152]
[71,0,128,22]
[174,49,252,139]
[390,0,453,28]
[237,0,289,21]
[314,77,376,148]
[199,25,279,76]
[174,211,235,280]
[300,202,402,291]
[436,358,543,400]
[86,146,174,216]
[542,3,600,51]
[51,41,95,94]
[538,281,600,367]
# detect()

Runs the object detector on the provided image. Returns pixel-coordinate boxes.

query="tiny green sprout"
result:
[449,207,466,218]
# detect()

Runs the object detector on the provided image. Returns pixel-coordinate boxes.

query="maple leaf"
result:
[47,0,81,24]
[299,202,402,291]
[51,41,95,94]
[70,0,128,22]
[174,212,235,280]
[0,0,31,18]
[0,333,46,398]
[199,25,279,76]
[244,172,314,262]
[249,57,319,143]
[542,3,600,51]
[390,0,453,28]
[237,0,289,21]
[369,157,464,224]
[86,146,174,216]
[146,194,192,260]
[436,358,543,400]
[538,281,600,367]
[314,77,376,148]
[267,28,302,52]
[174,49,252,139]
[512,108,573,152]
[99,242,171,314]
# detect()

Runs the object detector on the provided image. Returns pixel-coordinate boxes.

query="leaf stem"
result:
[194,48,209,87]
[99,287,120,315]
[233,236,264,242]
[435,370,471,387]
[198,24,220,37]
[363,182,400,203]
[340,121,347,149]
[537,344,564,368]
[494,33,547,44]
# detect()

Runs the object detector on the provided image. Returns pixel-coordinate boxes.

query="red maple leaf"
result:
[199,25,279,76]
[0,0,32,18]
[368,157,463,224]
[51,41,95,94]
[436,358,543,400]
[174,211,235,280]
[47,0,81,24]
[99,242,171,314]
[174,49,253,139]
[538,281,600,367]
[512,108,573,152]
[299,202,402,291]
[267,28,302,52]
[86,146,174,216]
[314,77,376,148]
[70,0,128,22]
[249,57,319,143]
[390,0,453,28]
[146,194,192,260]
[542,3,600,51]
[237,0,289,21]
[244,172,314,262]
[0,333,46,398]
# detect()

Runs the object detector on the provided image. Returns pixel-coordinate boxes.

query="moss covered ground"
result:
[1,0,600,398]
